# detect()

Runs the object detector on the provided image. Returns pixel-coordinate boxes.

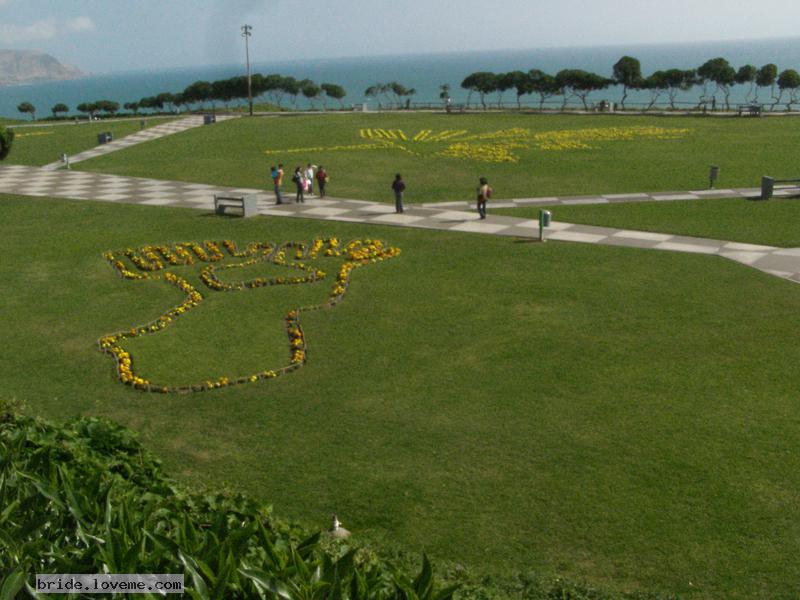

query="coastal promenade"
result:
[40,115,239,170]
[2,162,799,284]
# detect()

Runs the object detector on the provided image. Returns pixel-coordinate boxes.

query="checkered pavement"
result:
[40,115,239,171]
[2,162,800,284]
[421,187,770,209]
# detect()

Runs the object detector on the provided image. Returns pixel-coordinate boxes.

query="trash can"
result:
[203,114,216,125]
[761,176,774,200]
[97,132,112,144]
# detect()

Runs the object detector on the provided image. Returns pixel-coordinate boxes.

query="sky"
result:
[3,0,800,73]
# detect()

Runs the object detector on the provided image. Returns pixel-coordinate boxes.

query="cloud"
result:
[65,16,96,34]
[0,19,57,44]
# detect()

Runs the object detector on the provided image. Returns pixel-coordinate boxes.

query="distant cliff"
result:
[0,50,85,85]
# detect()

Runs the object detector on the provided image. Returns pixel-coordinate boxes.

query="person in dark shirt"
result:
[391,173,406,213]
[292,166,305,203]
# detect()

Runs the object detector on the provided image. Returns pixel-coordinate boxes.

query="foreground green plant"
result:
[0,126,13,160]
[0,400,678,599]
[0,401,456,599]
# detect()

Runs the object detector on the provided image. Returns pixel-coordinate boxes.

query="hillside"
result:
[0,49,84,84]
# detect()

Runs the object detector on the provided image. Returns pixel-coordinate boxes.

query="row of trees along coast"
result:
[459,56,800,110]
[13,56,800,121]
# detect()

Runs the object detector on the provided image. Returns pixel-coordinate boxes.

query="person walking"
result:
[272,163,284,205]
[305,163,316,196]
[292,166,305,203]
[316,166,328,198]
[476,176,492,219]
[391,173,406,213]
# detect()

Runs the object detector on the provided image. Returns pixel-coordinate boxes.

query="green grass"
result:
[71,112,800,203]
[3,194,800,598]
[4,116,177,166]
[495,196,800,247]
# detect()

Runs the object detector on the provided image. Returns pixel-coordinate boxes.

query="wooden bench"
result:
[738,103,762,116]
[445,103,466,114]
[214,193,258,217]
[760,176,800,200]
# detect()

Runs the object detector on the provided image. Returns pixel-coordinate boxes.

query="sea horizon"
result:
[4,35,800,118]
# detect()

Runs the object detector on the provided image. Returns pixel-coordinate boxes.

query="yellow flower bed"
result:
[437,142,526,163]
[263,126,691,164]
[99,237,400,394]
[14,131,55,138]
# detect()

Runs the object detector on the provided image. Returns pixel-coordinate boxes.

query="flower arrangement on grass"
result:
[99,238,400,394]
[263,126,691,164]
[14,131,55,138]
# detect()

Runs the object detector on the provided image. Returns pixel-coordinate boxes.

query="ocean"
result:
[3,36,800,118]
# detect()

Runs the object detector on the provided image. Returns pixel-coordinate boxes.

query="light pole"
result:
[241,24,253,116]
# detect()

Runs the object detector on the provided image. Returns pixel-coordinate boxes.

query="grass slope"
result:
[3,195,800,598]
[496,197,800,248]
[5,117,176,166]
[72,113,800,202]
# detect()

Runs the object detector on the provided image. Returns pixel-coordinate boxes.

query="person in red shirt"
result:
[477,176,492,219]
[316,166,328,198]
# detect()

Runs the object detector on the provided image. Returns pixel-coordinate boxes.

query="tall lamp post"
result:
[241,24,253,116]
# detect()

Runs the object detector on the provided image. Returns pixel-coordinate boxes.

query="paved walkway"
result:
[2,163,800,284]
[422,187,773,209]
[40,115,239,170]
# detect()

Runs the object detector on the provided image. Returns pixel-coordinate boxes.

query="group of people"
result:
[270,164,493,219]
[271,163,329,204]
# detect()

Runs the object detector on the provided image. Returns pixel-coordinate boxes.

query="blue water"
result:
[3,37,800,118]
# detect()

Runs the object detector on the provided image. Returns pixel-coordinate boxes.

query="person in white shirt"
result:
[305,163,316,196]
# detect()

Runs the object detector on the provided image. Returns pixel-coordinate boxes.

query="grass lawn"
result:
[495,196,800,247]
[3,194,800,599]
[4,116,177,166]
[71,112,800,203]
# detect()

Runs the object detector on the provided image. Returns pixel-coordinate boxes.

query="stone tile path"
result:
[40,115,239,171]
[2,162,800,284]
[422,187,777,209]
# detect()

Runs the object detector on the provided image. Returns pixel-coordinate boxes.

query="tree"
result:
[658,69,696,109]
[156,92,176,113]
[735,64,758,102]
[438,83,451,104]
[281,77,301,107]
[572,71,612,110]
[211,79,236,109]
[777,69,800,110]
[17,102,36,121]
[555,70,577,109]
[494,72,517,108]
[124,101,140,115]
[76,102,98,119]
[555,70,609,110]
[51,103,69,118]
[528,69,559,110]
[508,71,533,108]
[0,126,14,160]
[261,74,287,107]
[461,72,496,109]
[172,93,186,113]
[321,83,346,109]
[139,96,163,113]
[301,79,321,109]
[641,72,667,111]
[756,64,778,108]
[612,56,642,109]
[95,100,120,115]
[182,80,212,109]
[697,58,736,110]
[365,83,389,107]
